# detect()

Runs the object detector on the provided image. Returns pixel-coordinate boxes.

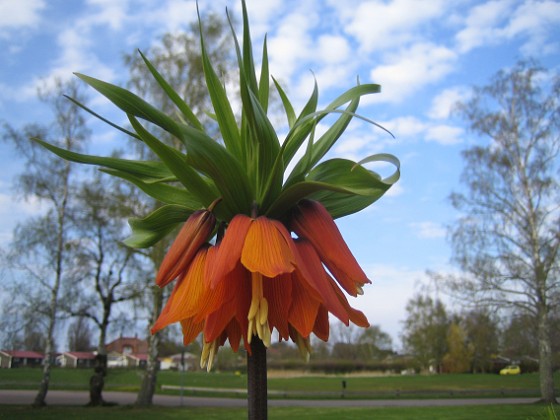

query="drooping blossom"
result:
[151,200,371,369]
[37,0,400,371]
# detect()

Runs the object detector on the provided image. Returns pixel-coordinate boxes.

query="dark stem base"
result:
[247,337,267,420]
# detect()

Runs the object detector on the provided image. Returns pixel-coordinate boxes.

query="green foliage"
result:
[442,323,473,373]
[402,294,449,372]
[34,0,399,248]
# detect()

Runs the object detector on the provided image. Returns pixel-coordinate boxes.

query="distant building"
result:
[57,351,96,368]
[106,336,148,355]
[125,353,150,368]
[0,350,44,368]
[107,351,127,368]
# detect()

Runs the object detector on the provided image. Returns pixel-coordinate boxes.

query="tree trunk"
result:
[89,321,108,406]
[33,349,52,407]
[135,285,163,406]
[135,331,160,406]
[537,308,558,404]
[33,281,60,407]
[88,354,107,406]
[247,337,267,420]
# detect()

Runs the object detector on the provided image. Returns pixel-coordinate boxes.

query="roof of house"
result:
[61,351,96,360]
[0,350,44,358]
[106,336,148,353]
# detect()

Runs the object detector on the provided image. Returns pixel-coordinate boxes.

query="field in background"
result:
[1,368,558,399]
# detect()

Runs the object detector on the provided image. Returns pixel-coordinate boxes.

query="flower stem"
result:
[247,336,267,420]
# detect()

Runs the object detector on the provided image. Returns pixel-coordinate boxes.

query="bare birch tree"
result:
[444,60,559,403]
[1,79,89,406]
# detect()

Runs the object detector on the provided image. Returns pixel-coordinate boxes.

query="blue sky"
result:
[1,0,559,348]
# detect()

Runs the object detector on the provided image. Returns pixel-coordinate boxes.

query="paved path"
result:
[0,390,539,407]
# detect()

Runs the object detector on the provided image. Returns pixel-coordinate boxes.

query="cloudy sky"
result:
[1,0,559,348]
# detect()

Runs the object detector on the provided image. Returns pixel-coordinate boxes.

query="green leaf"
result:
[258,35,270,112]
[309,191,379,219]
[286,97,360,185]
[308,158,388,194]
[75,73,183,139]
[266,179,351,219]
[138,50,203,131]
[281,82,389,176]
[355,153,401,185]
[175,122,254,217]
[32,137,173,180]
[128,116,218,207]
[101,168,202,208]
[280,79,319,166]
[124,205,193,248]
[245,89,282,204]
[266,156,399,219]
[307,156,400,218]
[64,95,140,140]
[272,76,296,128]
[198,15,242,159]
[240,0,259,96]
[327,83,381,110]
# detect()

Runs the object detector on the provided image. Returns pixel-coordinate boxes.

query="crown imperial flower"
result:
[35,0,399,370]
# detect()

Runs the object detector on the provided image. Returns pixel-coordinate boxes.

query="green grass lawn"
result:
[0,368,557,399]
[1,369,559,419]
[0,404,558,420]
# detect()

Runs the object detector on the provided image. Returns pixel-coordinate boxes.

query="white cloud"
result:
[505,0,560,55]
[410,221,446,239]
[378,116,463,146]
[243,0,284,38]
[316,35,351,64]
[340,0,448,52]
[85,0,129,30]
[455,0,513,53]
[370,43,457,103]
[268,11,316,82]
[428,87,469,120]
[145,0,198,34]
[456,0,560,55]
[383,116,426,138]
[0,0,45,30]
[426,124,463,145]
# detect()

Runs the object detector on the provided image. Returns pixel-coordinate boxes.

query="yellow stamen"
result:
[247,272,270,347]
[293,330,311,362]
[200,338,218,372]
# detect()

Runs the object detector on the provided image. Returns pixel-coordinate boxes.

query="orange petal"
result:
[313,305,330,341]
[241,216,296,278]
[156,210,216,287]
[210,214,252,288]
[294,239,349,325]
[328,275,370,328]
[225,319,242,352]
[180,317,204,345]
[263,274,292,340]
[204,299,236,343]
[291,199,370,296]
[151,246,209,333]
[288,276,320,338]
[204,264,251,343]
